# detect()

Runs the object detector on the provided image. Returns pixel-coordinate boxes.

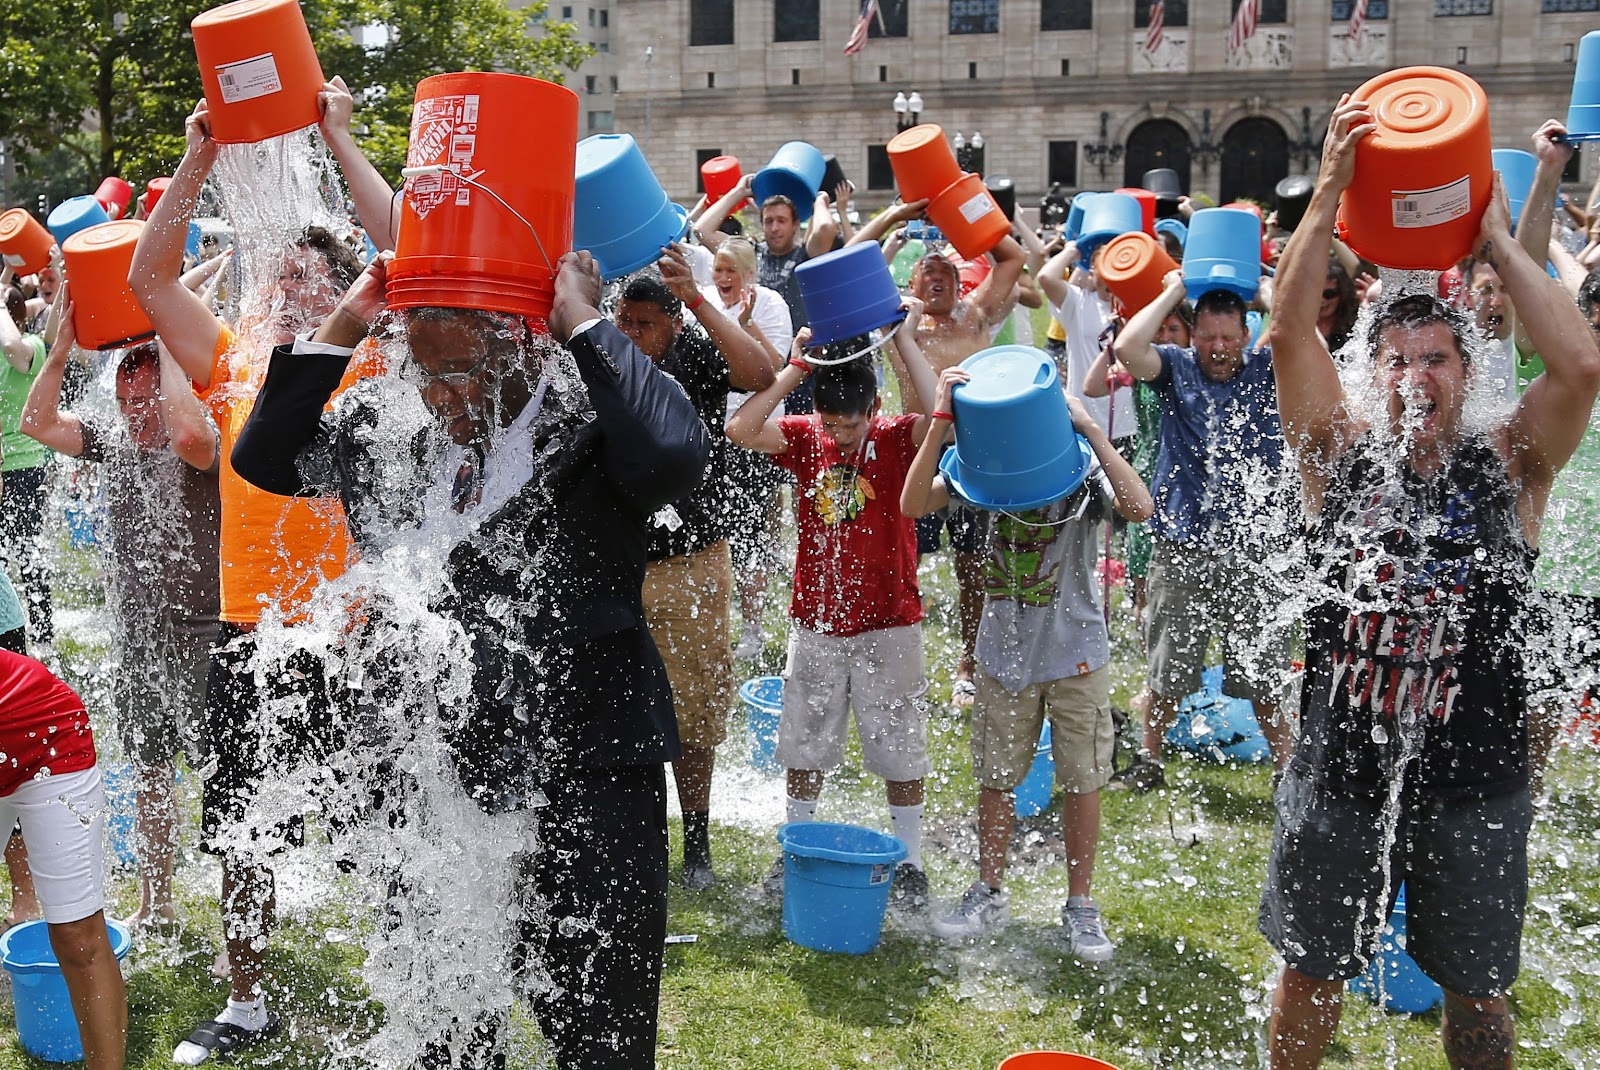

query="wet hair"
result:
[1578,268,1600,318]
[1366,293,1473,366]
[759,195,798,222]
[620,273,681,317]
[915,253,958,281]
[115,342,159,386]
[2,286,23,326]
[297,225,361,289]
[1193,289,1248,333]
[715,238,758,284]
[813,356,878,416]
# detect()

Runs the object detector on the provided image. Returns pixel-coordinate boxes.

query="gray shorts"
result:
[114,609,214,767]
[1144,538,1293,705]
[1258,766,1530,997]
[777,624,930,782]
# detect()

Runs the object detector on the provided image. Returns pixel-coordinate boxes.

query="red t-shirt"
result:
[0,651,96,796]
[771,413,924,637]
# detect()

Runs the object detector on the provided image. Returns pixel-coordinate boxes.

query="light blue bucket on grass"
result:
[752,141,826,223]
[101,764,138,867]
[778,822,906,954]
[1348,884,1444,1014]
[1,918,132,1062]
[739,676,783,775]
[45,196,109,246]
[573,133,689,280]
[1166,664,1270,764]
[1182,207,1262,302]
[1013,722,1054,818]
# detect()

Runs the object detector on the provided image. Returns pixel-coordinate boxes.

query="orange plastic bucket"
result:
[389,72,578,322]
[191,0,325,144]
[0,210,55,275]
[60,221,156,351]
[1113,187,1157,235]
[927,173,1011,260]
[998,1053,1122,1070]
[1099,231,1179,317]
[888,124,963,204]
[94,177,132,219]
[701,155,748,211]
[1335,66,1491,271]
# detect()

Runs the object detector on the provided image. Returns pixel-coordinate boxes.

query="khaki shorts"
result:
[1145,537,1293,705]
[643,541,735,748]
[971,664,1114,793]
[777,624,930,782]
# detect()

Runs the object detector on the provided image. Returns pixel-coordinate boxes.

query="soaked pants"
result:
[0,465,53,646]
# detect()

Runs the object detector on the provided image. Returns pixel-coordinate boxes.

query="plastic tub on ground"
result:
[779,822,906,954]
[1012,722,1055,819]
[1,918,132,1063]
[739,676,783,775]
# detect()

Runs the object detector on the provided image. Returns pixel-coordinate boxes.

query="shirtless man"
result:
[849,201,1024,701]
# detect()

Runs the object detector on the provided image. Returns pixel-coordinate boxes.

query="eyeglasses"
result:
[1321,288,1340,300]
[398,347,494,391]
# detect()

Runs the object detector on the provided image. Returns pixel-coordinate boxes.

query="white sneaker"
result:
[931,880,1009,940]
[733,624,763,660]
[1063,896,1114,963]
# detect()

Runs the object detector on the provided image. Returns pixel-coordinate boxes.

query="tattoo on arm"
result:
[1443,999,1514,1070]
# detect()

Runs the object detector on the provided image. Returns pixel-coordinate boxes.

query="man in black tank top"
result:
[1260,99,1600,1070]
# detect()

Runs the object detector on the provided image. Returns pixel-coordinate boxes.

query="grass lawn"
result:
[3,416,1598,1069]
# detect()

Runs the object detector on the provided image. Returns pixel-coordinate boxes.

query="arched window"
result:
[1123,120,1192,195]
[1220,117,1288,205]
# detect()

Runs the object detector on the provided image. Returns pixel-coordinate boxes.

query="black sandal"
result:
[181,1013,280,1060]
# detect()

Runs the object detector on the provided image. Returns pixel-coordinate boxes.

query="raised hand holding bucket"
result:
[62,221,157,351]
[1183,207,1263,302]
[1099,231,1179,317]
[795,243,907,347]
[701,155,747,210]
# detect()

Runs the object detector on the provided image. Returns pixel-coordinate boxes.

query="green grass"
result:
[3,488,1599,1069]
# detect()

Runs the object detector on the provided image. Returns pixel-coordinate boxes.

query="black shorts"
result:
[1259,767,1530,997]
[200,622,347,855]
[915,501,989,557]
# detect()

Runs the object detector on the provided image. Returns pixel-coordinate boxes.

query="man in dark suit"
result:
[233,249,709,1069]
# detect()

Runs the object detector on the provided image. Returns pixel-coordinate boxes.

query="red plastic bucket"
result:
[927,173,1010,260]
[1113,187,1157,235]
[94,177,132,219]
[144,177,172,217]
[0,210,55,275]
[1099,231,1179,317]
[998,1053,1122,1070]
[1335,66,1491,271]
[191,0,326,144]
[389,72,577,321]
[701,154,747,210]
[61,220,156,351]
[888,124,963,204]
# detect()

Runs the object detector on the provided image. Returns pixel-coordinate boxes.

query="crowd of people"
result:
[0,71,1596,1070]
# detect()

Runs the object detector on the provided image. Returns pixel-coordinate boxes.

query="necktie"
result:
[452,448,484,514]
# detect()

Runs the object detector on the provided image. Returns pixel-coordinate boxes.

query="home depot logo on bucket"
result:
[407,93,482,220]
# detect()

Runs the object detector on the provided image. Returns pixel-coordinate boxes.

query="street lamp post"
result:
[953,131,985,175]
[892,90,924,133]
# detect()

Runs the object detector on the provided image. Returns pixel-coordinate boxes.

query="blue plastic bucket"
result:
[62,501,98,551]
[1166,664,1270,764]
[739,676,783,774]
[1182,207,1262,302]
[101,764,137,867]
[573,133,689,280]
[1,918,132,1062]
[1566,31,1600,142]
[1013,722,1055,819]
[752,141,826,223]
[1154,217,1188,253]
[46,196,110,246]
[795,243,906,346]
[1492,149,1537,228]
[942,346,1093,511]
[1349,885,1444,1014]
[1063,191,1100,243]
[1075,192,1142,260]
[184,221,203,260]
[778,822,906,954]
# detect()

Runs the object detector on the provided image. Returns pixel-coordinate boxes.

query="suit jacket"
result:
[233,320,709,811]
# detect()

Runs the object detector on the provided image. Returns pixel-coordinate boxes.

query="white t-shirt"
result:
[703,282,793,423]
[1050,285,1134,440]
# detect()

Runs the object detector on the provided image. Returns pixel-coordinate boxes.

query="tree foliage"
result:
[0,0,589,205]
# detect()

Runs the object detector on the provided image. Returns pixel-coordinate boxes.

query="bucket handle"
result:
[401,165,554,274]
[796,314,908,368]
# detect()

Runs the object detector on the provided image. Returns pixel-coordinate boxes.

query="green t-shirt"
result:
[1518,350,1600,597]
[0,336,49,473]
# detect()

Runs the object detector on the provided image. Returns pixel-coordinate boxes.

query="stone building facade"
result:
[610,0,1596,211]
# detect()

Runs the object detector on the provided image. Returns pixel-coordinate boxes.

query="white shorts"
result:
[0,767,106,924]
[777,624,930,782]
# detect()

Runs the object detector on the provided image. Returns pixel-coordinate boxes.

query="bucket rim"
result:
[1,918,132,973]
[808,307,907,348]
[738,675,784,711]
[777,821,907,866]
[581,204,690,280]
[939,436,1093,513]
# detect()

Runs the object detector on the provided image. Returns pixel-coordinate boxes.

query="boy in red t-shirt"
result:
[726,317,939,908]
[0,650,126,1070]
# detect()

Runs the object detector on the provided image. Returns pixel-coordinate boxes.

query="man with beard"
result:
[232,248,708,1069]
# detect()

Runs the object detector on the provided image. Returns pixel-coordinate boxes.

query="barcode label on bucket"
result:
[215,53,283,105]
[958,192,995,225]
[870,864,890,885]
[1390,175,1470,230]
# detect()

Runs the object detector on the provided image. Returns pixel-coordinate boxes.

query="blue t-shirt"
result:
[1148,343,1285,547]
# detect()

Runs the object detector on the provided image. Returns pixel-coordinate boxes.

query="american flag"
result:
[1145,0,1164,52]
[843,0,879,55]
[1348,0,1370,44]
[1228,0,1260,52]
